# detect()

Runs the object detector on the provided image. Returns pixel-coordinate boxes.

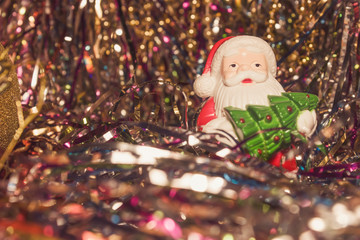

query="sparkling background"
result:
[0,0,360,239]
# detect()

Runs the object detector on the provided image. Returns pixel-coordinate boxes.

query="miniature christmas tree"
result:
[225,92,318,160]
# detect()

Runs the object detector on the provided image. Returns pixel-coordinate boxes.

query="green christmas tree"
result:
[225,92,318,160]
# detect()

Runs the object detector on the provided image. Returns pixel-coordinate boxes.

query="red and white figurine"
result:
[194,36,317,170]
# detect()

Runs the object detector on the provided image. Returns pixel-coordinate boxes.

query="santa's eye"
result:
[251,62,266,70]
[229,63,238,68]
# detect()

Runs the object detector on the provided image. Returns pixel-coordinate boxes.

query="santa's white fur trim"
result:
[193,72,217,98]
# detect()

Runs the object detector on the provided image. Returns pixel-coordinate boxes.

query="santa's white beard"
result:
[214,75,285,117]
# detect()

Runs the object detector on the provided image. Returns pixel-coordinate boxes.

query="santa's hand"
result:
[296,110,317,137]
[202,117,240,146]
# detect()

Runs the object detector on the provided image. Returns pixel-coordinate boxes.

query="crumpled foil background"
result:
[0,0,360,239]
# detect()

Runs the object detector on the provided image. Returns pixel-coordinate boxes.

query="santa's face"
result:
[221,48,268,87]
[213,48,284,116]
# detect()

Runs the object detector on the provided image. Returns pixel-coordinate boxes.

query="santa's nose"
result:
[238,64,251,71]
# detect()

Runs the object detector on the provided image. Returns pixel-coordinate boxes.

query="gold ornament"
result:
[0,43,20,153]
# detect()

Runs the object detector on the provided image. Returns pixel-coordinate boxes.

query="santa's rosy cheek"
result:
[223,71,236,80]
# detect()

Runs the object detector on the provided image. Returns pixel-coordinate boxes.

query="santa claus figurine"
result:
[194,36,317,169]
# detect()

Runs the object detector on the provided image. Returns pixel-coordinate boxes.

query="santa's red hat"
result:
[193,35,277,98]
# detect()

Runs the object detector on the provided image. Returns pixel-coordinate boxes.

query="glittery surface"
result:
[0,43,20,152]
[0,0,359,239]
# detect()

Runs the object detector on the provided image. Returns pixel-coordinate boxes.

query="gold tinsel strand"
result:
[0,43,20,153]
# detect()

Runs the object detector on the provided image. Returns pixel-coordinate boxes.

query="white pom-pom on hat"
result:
[193,35,277,98]
[193,72,217,98]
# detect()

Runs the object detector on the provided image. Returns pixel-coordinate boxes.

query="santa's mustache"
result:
[223,70,267,87]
